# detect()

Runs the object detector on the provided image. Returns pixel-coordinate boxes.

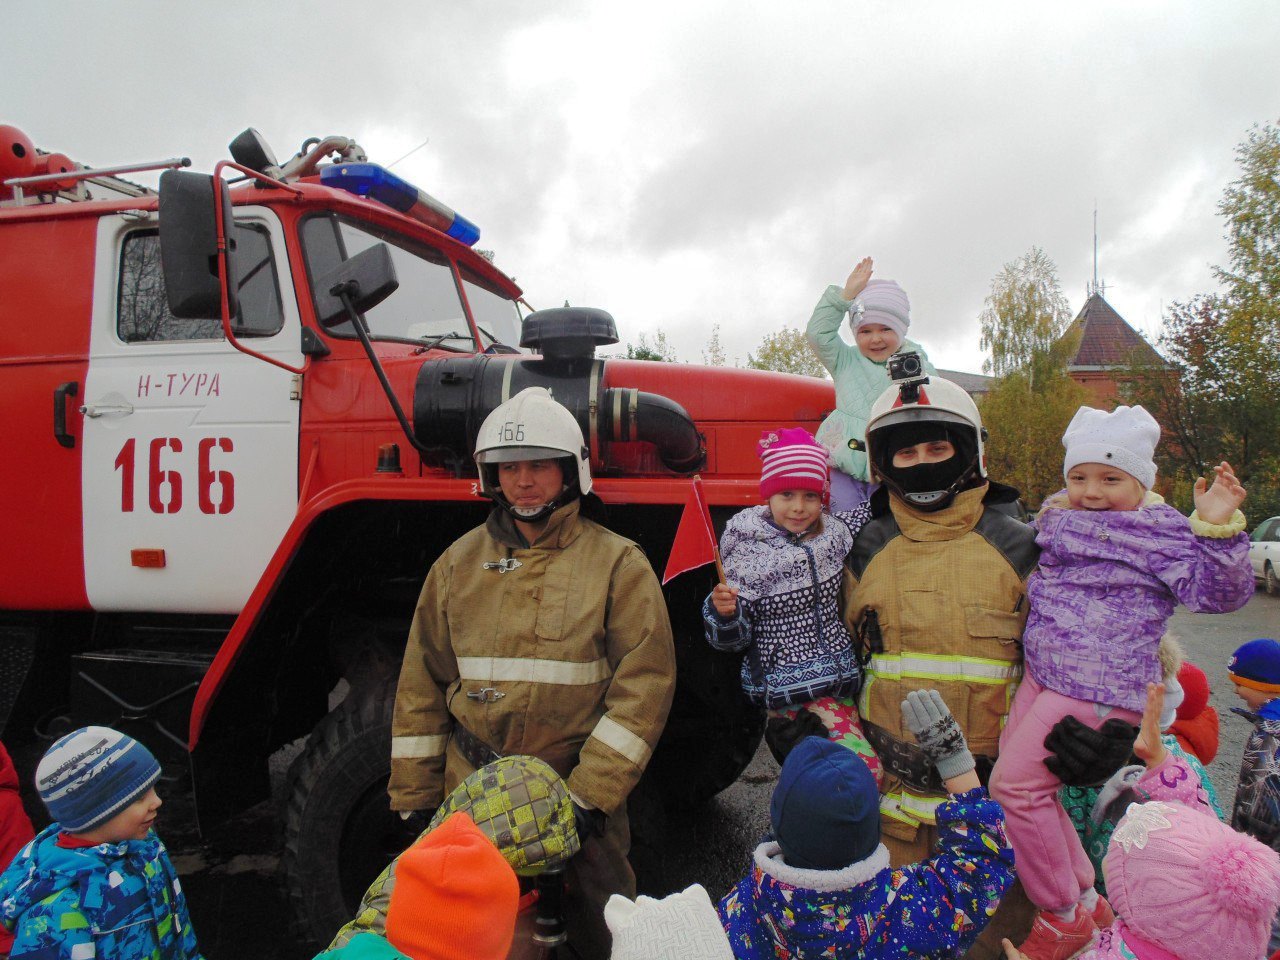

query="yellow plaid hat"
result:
[430,754,580,876]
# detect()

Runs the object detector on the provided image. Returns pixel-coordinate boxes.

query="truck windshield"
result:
[302,214,515,350]
[460,265,525,353]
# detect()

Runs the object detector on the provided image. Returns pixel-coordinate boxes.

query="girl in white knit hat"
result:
[989,404,1254,960]
[805,257,938,510]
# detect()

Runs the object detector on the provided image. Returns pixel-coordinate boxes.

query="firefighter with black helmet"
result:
[389,387,676,957]
[844,361,1038,865]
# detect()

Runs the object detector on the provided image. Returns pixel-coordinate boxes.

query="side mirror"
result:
[159,170,239,320]
[313,244,399,328]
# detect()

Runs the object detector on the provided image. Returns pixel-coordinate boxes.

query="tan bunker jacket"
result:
[389,499,676,817]
[844,484,1038,845]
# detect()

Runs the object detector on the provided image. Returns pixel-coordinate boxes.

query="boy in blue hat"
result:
[719,691,1015,959]
[0,726,203,960]
[1227,638,1280,954]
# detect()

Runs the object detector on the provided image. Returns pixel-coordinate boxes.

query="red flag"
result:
[663,476,722,584]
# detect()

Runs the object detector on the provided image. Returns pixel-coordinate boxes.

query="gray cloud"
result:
[9,1,1279,374]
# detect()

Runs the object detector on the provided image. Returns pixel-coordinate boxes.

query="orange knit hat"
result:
[385,812,520,960]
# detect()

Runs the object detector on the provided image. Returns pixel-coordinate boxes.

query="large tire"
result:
[1267,562,1278,597]
[282,684,417,949]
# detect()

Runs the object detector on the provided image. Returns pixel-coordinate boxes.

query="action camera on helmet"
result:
[887,350,929,402]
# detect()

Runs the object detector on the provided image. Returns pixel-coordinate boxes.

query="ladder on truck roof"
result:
[1,148,189,207]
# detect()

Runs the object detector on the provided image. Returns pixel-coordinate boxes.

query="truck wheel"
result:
[1267,562,1278,597]
[282,683,415,949]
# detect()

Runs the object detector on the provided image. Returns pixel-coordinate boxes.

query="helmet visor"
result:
[869,408,975,433]
[475,445,574,464]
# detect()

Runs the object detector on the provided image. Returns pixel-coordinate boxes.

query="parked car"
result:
[1250,516,1280,596]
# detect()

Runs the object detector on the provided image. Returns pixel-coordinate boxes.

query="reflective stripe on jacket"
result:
[844,484,1036,835]
[389,499,676,816]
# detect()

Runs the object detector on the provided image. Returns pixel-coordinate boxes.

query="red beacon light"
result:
[320,163,480,247]
[0,125,38,183]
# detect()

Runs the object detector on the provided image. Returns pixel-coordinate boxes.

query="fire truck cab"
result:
[0,123,837,944]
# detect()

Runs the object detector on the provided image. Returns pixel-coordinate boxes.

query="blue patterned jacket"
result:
[0,823,202,960]
[704,503,871,709]
[718,788,1015,959]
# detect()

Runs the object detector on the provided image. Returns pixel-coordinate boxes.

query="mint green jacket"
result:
[314,931,409,959]
[806,284,936,480]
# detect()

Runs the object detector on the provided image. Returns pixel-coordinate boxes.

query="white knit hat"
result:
[851,279,910,341]
[1062,404,1160,490]
[604,884,734,960]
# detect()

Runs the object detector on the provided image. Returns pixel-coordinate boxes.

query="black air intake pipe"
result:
[413,355,706,476]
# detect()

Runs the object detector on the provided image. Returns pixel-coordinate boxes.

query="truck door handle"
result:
[53,381,79,448]
[79,401,135,418]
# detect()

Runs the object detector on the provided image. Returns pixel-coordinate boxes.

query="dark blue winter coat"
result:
[718,787,1014,959]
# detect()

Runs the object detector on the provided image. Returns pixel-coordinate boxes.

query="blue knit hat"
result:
[1229,639,1280,694]
[770,737,880,870]
[36,726,161,832]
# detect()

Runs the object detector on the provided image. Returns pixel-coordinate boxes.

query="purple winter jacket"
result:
[1023,493,1252,713]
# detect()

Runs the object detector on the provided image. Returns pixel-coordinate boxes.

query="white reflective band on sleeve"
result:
[391,734,449,759]
[458,656,612,686]
[867,654,1021,684]
[589,715,652,767]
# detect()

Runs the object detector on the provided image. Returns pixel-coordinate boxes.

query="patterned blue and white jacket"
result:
[0,822,202,960]
[1231,698,1280,852]
[718,788,1015,959]
[704,503,871,709]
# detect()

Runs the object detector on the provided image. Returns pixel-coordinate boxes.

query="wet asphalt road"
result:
[172,589,1280,959]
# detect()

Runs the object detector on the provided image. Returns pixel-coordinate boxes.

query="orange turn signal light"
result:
[131,548,167,568]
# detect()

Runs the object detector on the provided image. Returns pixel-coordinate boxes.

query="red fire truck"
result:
[0,124,835,943]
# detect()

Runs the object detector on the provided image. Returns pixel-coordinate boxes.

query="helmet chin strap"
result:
[495,483,574,525]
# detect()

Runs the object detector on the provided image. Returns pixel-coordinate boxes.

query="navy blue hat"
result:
[36,726,161,832]
[770,737,880,870]
[1229,639,1280,693]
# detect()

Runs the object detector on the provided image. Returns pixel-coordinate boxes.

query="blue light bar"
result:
[320,162,480,246]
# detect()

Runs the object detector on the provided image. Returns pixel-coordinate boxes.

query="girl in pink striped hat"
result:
[703,427,881,776]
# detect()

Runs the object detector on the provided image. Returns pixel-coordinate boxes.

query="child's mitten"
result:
[900,689,974,780]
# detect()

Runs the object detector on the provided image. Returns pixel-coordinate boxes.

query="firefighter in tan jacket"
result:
[843,365,1038,869]
[390,387,675,958]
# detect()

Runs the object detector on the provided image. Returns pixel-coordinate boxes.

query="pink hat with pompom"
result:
[758,428,829,502]
[1103,800,1280,960]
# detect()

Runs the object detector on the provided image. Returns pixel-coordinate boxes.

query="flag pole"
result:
[695,474,727,584]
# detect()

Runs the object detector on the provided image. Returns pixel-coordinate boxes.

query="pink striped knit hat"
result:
[759,428,830,501]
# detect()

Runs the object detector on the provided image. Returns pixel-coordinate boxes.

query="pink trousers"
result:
[989,674,1141,911]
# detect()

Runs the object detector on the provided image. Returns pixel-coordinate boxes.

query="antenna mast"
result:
[1087,204,1108,298]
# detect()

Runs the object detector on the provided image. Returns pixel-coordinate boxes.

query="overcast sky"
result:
[10,2,1279,374]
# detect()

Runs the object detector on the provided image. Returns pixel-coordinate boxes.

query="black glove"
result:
[764,710,830,765]
[398,808,435,837]
[572,803,606,843]
[1043,716,1139,787]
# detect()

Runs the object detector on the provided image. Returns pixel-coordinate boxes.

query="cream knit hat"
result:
[1062,404,1160,489]
[604,884,734,960]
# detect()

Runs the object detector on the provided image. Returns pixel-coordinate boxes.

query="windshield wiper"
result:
[412,331,471,354]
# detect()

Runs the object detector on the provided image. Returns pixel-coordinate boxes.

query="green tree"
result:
[624,329,678,362]
[746,326,827,378]
[1125,121,1280,521]
[976,248,1088,507]
[1126,297,1280,520]
[979,246,1077,384]
[702,323,727,366]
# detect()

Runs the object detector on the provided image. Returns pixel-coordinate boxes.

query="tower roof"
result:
[1064,293,1164,368]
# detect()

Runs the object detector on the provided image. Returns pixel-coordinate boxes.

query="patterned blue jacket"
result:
[1231,698,1280,851]
[704,503,871,709]
[0,822,202,960]
[718,788,1015,959]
